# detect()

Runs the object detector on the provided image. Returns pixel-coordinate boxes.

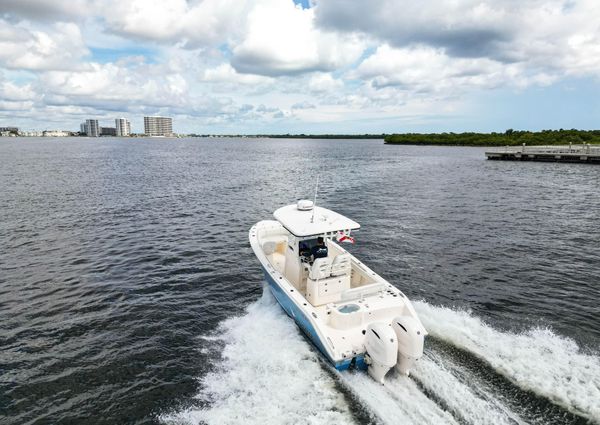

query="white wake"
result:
[412,352,525,425]
[161,290,599,424]
[160,289,355,425]
[160,289,456,425]
[339,369,457,424]
[414,301,600,423]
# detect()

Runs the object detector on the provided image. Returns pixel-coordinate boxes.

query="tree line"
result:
[384,129,600,146]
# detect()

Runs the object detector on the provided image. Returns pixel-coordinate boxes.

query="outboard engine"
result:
[364,322,398,383]
[392,316,425,376]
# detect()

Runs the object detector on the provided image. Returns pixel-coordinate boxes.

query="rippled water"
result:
[1,137,599,424]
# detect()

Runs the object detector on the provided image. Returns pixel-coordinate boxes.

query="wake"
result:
[414,301,600,423]
[160,290,355,425]
[161,290,600,424]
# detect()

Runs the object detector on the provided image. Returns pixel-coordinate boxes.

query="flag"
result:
[336,231,355,244]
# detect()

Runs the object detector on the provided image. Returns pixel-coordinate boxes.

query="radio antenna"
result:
[311,176,319,223]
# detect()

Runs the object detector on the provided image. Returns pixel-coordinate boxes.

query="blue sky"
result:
[89,47,158,64]
[1,0,599,134]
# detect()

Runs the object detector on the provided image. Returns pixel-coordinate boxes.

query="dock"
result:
[486,143,600,163]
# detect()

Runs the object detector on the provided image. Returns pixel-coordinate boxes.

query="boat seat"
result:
[306,275,351,306]
[331,253,351,277]
[309,257,332,280]
[262,241,277,255]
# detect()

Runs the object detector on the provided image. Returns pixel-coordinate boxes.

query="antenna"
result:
[311,176,319,223]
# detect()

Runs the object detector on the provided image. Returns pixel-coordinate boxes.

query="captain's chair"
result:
[331,253,351,277]
[309,257,332,280]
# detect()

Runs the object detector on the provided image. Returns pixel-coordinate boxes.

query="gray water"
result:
[1,137,599,424]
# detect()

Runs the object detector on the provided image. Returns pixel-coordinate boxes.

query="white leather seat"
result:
[309,257,332,280]
[331,253,351,277]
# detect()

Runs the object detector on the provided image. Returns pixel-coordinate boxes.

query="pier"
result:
[486,143,600,163]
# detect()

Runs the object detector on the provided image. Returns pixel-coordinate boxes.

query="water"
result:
[1,137,599,425]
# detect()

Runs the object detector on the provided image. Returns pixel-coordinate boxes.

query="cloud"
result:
[291,101,316,110]
[308,73,343,92]
[315,0,600,79]
[0,20,88,70]
[355,45,511,93]
[0,99,35,111]
[0,80,36,101]
[202,63,273,85]
[39,61,191,108]
[231,0,365,76]
[100,0,244,48]
[0,0,88,21]
[2,0,600,133]
[30,58,292,130]
[315,0,512,58]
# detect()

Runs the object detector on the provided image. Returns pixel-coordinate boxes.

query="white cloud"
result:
[291,101,316,110]
[231,0,365,76]
[202,63,273,85]
[308,73,343,92]
[39,61,190,108]
[355,45,511,93]
[0,81,36,101]
[0,99,35,111]
[2,0,600,132]
[0,20,88,70]
[316,0,600,80]
[100,0,244,47]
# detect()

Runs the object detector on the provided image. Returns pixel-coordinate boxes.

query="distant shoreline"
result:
[192,134,386,139]
[384,130,600,146]
[6,130,600,145]
[1,133,386,139]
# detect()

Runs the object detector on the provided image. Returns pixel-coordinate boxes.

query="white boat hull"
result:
[250,213,427,380]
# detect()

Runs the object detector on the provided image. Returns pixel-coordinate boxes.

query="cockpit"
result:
[256,200,381,307]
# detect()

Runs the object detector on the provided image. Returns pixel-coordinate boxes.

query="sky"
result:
[1,0,600,134]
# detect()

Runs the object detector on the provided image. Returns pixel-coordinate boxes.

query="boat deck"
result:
[251,218,425,365]
[313,290,408,359]
[265,246,408,360]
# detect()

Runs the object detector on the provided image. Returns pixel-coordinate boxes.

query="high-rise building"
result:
[144,116,173,137]
[115,118,131,137]
[84,119,100,137]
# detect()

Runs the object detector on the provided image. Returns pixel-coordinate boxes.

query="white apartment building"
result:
[83,119,100,137]
[143,116,173,137]
[115,118,131,137]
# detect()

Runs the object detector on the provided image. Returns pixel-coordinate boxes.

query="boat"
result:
[249,200,427,383]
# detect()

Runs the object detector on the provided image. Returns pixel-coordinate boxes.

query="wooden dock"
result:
[486,144,600,163]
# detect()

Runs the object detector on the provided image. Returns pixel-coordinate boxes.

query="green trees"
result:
[384,129,600,146]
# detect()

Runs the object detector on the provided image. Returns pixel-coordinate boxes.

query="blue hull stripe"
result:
[263,268,366,371]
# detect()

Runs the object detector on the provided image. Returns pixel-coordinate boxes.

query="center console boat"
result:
[249,200,427,383]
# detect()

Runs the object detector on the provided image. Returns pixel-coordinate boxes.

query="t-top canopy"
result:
[274,202,360,237]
